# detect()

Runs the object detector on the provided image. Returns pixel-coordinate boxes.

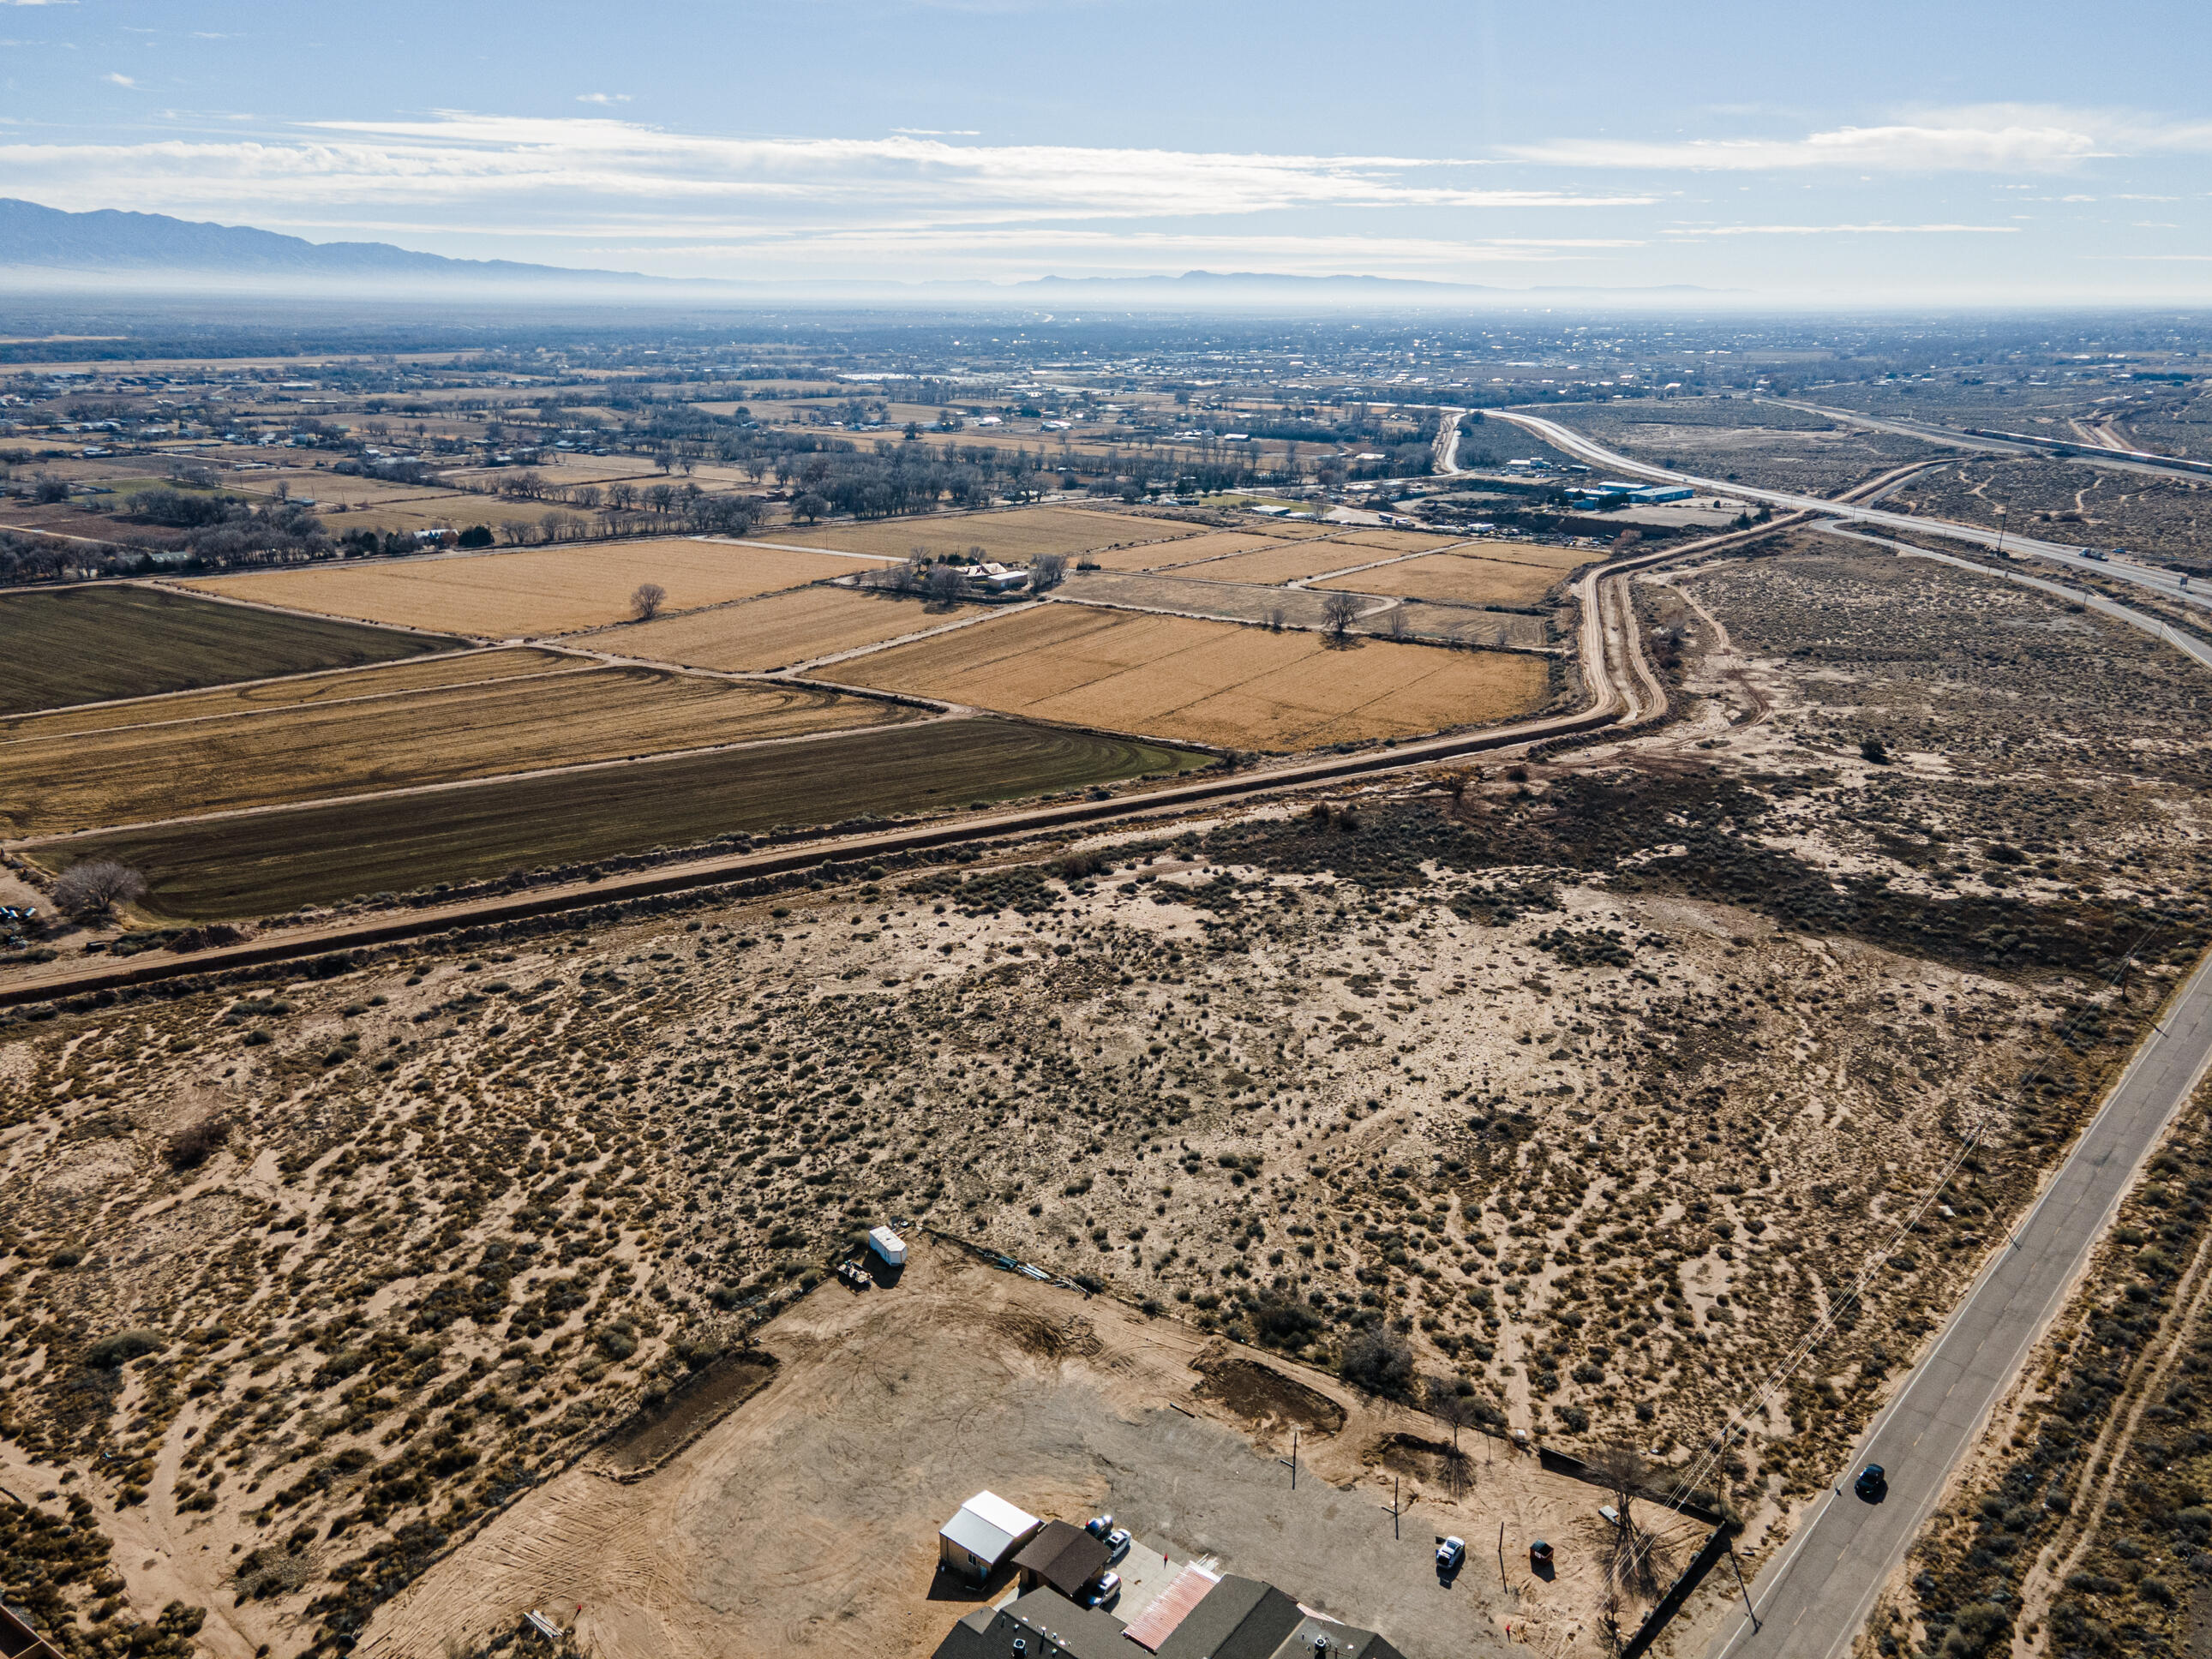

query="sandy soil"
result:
[0,545,2204,1659]
[364,1236,1626,1659]
[184,541,862,637]
[830,605,1551,750]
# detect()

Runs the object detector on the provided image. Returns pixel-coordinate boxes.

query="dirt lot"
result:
[578,587,980,673]
[2,663,901,836]
[830,604,1552,750]
[366,1237,1633,1659]
[183,540,863,637]
[769,506,1204,564]
[0,542,2206,1659]
[1315,553,1573,608]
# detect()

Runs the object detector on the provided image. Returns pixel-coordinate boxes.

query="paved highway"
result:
[1710,945,2212,1659]
[1756,398,2209,488]
[1487,409,2212,620]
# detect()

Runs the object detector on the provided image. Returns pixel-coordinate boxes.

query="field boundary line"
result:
[3,708,958,853]
[2,662,600,747]
[776,600,1040,675]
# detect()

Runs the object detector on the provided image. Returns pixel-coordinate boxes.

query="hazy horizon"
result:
[1,0,2208,307]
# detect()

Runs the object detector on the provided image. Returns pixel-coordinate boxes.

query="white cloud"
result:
[574,93,629,105]
[0,113,1656,224]
[102,70,135,87]
[0,2,79,7]
[1671,223,2022,237]
[1514,105,2212,173]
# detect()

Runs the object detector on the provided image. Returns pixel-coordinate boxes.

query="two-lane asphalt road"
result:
[1710,947,2212,1659]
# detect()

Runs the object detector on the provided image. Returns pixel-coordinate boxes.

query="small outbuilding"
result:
[868,1226,907,1267]
[1013,1519,1112,1600]
[938,1490,1041,1586]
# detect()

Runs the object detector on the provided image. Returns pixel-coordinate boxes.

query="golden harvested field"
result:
[1314,551,1569,607]
[582,588,973,672]
[1169,539,1390,586]
[183,540,860,637]
[1327,528,1468,554]
[1094,530,1288,572]
[0,647,579,740]
[771,506,1203,563]
[1,665,902,836]
[1465,538,1598,570]
[834,605,1550,750]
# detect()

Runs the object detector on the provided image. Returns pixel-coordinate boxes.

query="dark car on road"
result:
[1855,1464,1886,1500]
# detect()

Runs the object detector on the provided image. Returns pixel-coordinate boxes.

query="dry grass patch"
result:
[184,540,857,636]
[1172,540,1398,587]
[2,666,901,835]
[835,605,1550,750]
[584,588,976,672]
[1090,530,1288,572]
[1316,552,1572,607]
[770,505,1204,562]
[1328,529,1469,554]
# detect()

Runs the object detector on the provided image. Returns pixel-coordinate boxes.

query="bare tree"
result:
[52,860,147,921]
[1386,604,1410,641]
[923,563,969,608]
[1321,590,1362,643]
[1028,552,1068,593]
[1588,1444,1683,1606]
[631,582,668,622]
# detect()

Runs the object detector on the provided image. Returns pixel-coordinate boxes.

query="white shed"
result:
[938,1489,1040,1585]
[868,1225,908,1267]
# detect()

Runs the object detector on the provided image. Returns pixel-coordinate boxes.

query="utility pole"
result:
[1498,1522,1508,1590]
[1728,1543,1760,1632]
[1993,503,2008,559]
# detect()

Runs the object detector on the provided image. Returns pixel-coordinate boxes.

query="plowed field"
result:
[2,666,902,835]
[1090,530,1287,572]
[1171,541,1393,587]
[183,540,860,636]
[833,606,1550,750]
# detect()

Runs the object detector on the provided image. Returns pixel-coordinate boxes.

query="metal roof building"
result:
[938,1490,1043,1587]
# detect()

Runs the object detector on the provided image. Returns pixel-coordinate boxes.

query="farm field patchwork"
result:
[579,587,974,672]
[0,584,455,716]
[834,604,1552,749]
[1173,539,1406,586]
[0,646,578,740]
[770,504,1204,562]
[2,666,903,837]
[1314,551,1574,607]
[1085,530,1289,571]
[183,539,861,636]
[38,717,1206,919]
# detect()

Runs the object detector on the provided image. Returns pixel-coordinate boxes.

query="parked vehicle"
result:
[1084,1513,1114,1540]
[1082,1572,1121,1609]
[1436,1536,1466,1571]
[1105,1528,1130,1562]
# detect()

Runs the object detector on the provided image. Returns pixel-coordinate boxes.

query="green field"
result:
[42,718,1211,920]
[0,585,456,716]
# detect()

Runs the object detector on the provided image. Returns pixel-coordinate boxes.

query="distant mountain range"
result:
[0,197,1724,308]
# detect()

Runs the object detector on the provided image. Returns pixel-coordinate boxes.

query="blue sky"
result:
[3,0,2209,302]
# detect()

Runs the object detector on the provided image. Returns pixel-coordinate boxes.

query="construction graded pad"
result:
[833,605,1550,751]
[183,539,862,636]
